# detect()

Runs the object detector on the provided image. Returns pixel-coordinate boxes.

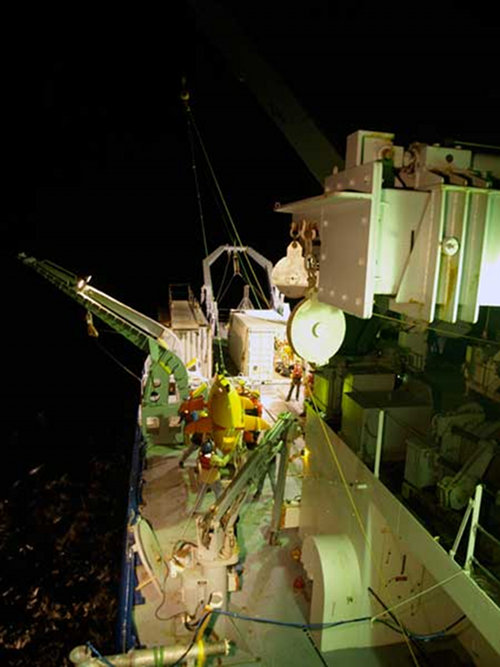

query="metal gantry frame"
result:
[201,244,283,332]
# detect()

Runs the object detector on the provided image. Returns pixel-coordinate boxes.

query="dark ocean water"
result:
[2,258,142,667]
[1,408,136,667]
[1,243,173,665]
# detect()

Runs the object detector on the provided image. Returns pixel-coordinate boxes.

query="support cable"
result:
[199,154,238,247]
[238,251,269,307]
[171,612,212,667]
[372,312,500,348]
[367,588,430,664]
[201,157,268,308]
[211,608,467,641]
[215,252,232,302]
[94,340,142,383]
[86,641,115,666]
[186,105,271,309]
[306,389,420,666]
[184,92,209,258]
[217,271,246,307]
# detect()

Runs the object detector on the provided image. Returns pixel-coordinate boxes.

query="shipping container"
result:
[228,310,288,380]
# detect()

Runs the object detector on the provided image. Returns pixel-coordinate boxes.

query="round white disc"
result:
[287,298,346,365]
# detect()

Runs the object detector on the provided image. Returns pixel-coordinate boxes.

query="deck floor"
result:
[132,383,472,666]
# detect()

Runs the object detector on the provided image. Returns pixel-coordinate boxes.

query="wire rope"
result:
[212,607,467,641]
[199,154,238,246]
[372,311,500,348]
[94,340,142,382]
[183,97,270,323]
[201,160,268,308]
[239,250,270,307]
[186,106,271,309]
[306,388,421,665]
[215,252,232,302]
[185,110,209,257]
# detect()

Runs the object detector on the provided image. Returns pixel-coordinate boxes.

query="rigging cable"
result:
[215,251,232,302]
[306,388,421,666]
[185,104,271,309]
[94,339,142,383]
[85,641,115,666]
[211,607,467,640]
[372,311,500,348]
[217,271,243,306]
[367,587,430,664]
[171,611,212,667]
[183,89,209,258]
[197,141,269,308]
[197,163,268,309]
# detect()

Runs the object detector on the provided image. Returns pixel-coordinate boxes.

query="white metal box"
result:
[313,366,395,420]
[228,310,287,380]
[343,369,395,395]
[404,437,438,489]
[341,390,432,462]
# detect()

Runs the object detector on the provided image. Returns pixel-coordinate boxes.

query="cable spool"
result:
[287,295,346,366]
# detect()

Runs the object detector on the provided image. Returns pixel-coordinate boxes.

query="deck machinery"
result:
[19,130,500,665]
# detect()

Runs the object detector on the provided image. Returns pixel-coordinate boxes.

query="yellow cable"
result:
[306,387,420,666]
[371,571,465,623]
[194,607,213,666]
[196,639,205,666]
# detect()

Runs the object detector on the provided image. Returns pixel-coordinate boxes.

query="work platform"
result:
[130,384,475,666]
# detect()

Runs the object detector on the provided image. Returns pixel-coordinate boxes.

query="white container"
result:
[228,310,288,381]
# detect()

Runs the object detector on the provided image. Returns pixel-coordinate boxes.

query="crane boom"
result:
[19,253,190,447]
[18,253,181,355]
[189,0,344,185]
[197,411,296,550]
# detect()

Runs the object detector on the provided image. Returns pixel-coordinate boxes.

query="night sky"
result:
[3,2,500,473]
[2,2,500,468]
[1,3,499,663]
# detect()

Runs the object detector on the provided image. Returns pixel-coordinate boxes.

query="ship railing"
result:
[373,409,500,593]
[449,484,500,589]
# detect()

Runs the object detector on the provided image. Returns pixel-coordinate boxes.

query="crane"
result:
[18,253,190,449]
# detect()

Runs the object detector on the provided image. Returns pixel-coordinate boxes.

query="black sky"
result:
[5,3,500,273]
[3,1,500,469]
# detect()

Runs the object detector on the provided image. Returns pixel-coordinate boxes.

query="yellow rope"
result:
[371,571,465,623]
[306,387,420,666]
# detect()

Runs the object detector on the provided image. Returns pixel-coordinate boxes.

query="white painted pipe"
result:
[69,639,230,666]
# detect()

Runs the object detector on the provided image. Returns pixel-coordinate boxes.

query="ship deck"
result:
[130,382,476,665]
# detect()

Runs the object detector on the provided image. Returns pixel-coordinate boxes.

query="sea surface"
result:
[1,404,136,667]
[2,256,142,666]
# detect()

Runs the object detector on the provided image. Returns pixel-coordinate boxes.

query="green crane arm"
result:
[198,411,297,549]
[18,253,190,400]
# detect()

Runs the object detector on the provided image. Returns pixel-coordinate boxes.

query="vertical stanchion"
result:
[449,497,474,560]
[374,409,385,479]
[465,484,483,573]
